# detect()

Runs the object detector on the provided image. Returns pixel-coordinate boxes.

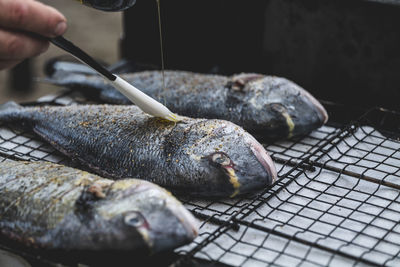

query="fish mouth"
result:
[167,200,199,238]
[298,87,329,124]
[248,137,278,184]
[149,202,199,253]
[171,204,199,240]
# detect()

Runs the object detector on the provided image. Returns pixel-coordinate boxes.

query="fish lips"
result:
[147,205,199,254]
[248,139,277,185]
[297,86,329,125]
[289,84,329,134]
[233,136,277,195]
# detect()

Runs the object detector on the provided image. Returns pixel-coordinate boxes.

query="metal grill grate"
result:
[0,91,399,267]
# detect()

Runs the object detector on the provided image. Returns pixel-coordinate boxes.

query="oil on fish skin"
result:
[0,160,198,254]
[0,102,277,198]
[45,67,329,140]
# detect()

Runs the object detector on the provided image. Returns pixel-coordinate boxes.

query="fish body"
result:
[0,102,276,198]
[0,160,198,253]
[46,68,328,139]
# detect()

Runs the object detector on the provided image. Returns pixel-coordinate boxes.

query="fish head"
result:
[243,77,329,139]
[92,179,198,253]
[173,119,277,198]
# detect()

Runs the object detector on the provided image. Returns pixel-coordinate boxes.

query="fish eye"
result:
[124,211,145,228]
[210,152,231,166]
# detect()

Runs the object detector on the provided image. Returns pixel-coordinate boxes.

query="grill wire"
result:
[0,91,399,267]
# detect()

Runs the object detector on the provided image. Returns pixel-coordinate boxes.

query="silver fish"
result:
[0,160,198,254]
[0,102,277,198]
[46,68,329,140]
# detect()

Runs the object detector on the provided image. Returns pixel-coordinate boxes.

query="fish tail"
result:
[42,57,97,86]
[45,57,96,77]
[0,101,23,123]
[40,70,79,86]
[41,68,98,91]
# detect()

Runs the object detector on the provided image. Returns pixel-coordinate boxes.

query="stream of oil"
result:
[156,0,166,93]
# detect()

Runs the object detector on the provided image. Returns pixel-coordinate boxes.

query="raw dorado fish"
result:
[0,102,277,198]
[0,160,198,254]
[45,67,328,139]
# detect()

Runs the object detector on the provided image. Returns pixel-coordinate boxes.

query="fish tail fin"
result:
[41,57,97,87]
[0,101,23,123]
[35,75,66,86]
[45,57,96,77]
[39,70,82,86]
[40,69,101,97]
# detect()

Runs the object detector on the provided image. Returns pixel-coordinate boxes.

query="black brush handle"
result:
[49,36,116,81]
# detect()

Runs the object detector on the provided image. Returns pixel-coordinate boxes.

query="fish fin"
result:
[0,101,23,122]
[44,56,99,77]
[41,68,107,99]
[74,185,103,222]
[40,70,86,86]
[32,124,117,179]
[227,73,265,91]
[43,69,130,105]
[32,124,75,159]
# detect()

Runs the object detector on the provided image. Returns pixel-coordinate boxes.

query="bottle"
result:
[77,0,137,11]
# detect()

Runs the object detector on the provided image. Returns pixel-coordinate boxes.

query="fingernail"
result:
[54,21,67,36]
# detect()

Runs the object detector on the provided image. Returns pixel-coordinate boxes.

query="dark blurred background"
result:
[121,0,400,112]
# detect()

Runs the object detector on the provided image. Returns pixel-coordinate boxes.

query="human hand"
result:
[0,0,67,70]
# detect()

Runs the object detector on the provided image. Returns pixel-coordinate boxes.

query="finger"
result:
[0,28,49,60]
[0,59,20,70]
[0,0,67,38]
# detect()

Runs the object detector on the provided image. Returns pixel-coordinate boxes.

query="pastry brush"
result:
[48,36,182,122]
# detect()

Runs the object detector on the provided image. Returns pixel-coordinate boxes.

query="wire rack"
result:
[0,91,399,267]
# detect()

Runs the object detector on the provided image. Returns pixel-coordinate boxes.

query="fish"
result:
[0,102,277,198]
[0,160,198,254]
[44,64,329,140]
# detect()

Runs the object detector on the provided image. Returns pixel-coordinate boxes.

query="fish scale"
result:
[0,103,277,198]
